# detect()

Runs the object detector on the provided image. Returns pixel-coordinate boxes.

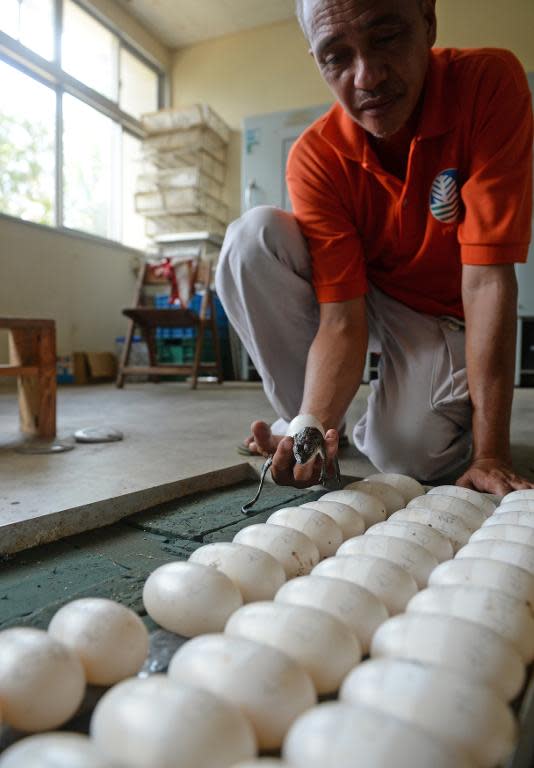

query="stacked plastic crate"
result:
[136,104,230,239]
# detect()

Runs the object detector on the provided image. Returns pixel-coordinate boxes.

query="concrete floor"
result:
[1,381,533,553]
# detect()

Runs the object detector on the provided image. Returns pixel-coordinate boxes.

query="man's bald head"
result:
[296,0,427,39]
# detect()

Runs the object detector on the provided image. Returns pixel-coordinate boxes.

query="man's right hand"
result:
[248,420,340,489]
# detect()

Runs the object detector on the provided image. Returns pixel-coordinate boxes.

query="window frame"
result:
[0,0,165,249]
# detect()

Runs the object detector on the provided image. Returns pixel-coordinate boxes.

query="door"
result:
[242,104,331,213]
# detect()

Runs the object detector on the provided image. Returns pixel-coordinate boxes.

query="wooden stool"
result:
[116,242,224,390]
[0,317,56,439]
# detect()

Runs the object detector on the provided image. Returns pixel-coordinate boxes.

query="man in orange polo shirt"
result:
[216,0,533,495]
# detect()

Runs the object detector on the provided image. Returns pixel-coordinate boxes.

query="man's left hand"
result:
[456,457,534,496]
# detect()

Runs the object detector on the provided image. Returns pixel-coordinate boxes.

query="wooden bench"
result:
[0,317,56,440]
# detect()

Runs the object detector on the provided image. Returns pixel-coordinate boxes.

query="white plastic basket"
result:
[141,145,226,183]
[142,104,231,144]
[136,187,228,223]
[136,167,223,200]
[142,126,227,164]
[145,213,228,239]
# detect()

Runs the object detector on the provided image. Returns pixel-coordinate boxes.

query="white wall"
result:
[0,0,171,368]
[0,217,139,359]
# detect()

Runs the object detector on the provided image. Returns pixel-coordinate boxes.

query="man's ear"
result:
[421,0,437,47]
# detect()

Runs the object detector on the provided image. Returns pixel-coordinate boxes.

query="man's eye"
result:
[374,29,403,45]
[323,51,347,68]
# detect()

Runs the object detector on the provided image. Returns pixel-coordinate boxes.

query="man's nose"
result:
[352,54,388,91]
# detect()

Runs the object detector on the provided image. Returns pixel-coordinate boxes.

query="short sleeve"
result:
[459,51,533,265]
[286,129,368,303]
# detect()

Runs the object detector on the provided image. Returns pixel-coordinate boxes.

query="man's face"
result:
[304,0,437,139]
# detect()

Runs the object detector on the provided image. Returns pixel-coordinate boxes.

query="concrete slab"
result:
[0,381,533,554]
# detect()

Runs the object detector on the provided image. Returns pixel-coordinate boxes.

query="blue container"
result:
[154,292,229,340]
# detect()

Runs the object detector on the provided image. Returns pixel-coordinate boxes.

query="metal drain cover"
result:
[74,427,124,444]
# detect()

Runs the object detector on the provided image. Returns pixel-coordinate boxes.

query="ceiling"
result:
[116,0,297,48]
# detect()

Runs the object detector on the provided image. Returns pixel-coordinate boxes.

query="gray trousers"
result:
[215,206,472,481]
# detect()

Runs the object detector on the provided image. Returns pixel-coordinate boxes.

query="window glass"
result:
[0,0,55,60]
[0,60,55,225]
[62,0,118,100]
[0,0,21,40]
[122,132,145,249]
[120,48,159,120]
[63,94,120,238]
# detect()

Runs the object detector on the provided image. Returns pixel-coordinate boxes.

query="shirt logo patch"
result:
[429,168,460,223]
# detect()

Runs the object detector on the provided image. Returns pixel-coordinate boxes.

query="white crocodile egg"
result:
[282,701,475,768]
[340,658,516,768]
[90,675,256,768]
[233,524,319,578]
[320,490,386,527]
[168,633,316,750]
[365,520,454,563]
[0,628,85,732]
[428,486,496,517]
[274,574,388,653]
[337,534,438,588]
[0,732,113,767]
[364,473,425,504]
[312,554,417,615]
[225,601,360,695]
[266,507,343,558]
[189,542,286,602]
[371,613,525,701]
[407,495,485,532]
[48,598,149,685]
[143,561,242,636]
[300,500,365,540]
[343,480,405,515]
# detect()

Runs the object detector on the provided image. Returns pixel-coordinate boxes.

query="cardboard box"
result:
[73,352,89,385]
[86,352,117,380]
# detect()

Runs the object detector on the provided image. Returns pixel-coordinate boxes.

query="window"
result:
[62,0,118,101]
[0,0,164,248]
[120,47,159,121]
[0,59,56,225]
[122,132,146,248]
[63,94,119,238]
[0,0,55,61]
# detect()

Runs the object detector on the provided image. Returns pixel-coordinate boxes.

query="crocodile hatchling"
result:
[241,414,342,515]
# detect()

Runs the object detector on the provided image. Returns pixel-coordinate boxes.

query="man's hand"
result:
[250,420,340,489]
[457,457,534,496]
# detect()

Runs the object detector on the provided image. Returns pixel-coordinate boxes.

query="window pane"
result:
[122,132,145,249]
[0,60,55,225]
[120,48,159,120]
[63,94,120,238]
[0,0,21,40]
[62,0,118,100]
[20,0,55,60]
[0,0,55,60]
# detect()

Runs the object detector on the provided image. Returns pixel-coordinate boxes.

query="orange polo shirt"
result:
[286,48,533,318]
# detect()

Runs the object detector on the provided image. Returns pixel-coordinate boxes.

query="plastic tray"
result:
[140,147,226,184]
[145,213,228,239]
[143,126,227,164]
[142,103,230,144]
[136,167,223,200]
[136,187,228,222]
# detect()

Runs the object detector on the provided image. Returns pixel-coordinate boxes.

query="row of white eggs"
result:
[1,469,533,767]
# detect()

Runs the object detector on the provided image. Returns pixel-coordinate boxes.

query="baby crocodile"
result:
[241,416,341,515]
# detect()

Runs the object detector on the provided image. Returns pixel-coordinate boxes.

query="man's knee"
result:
[216,205,308,297]
[223,206,296,258]
[358,421,472,482]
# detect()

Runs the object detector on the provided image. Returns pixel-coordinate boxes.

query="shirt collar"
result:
[319,48,459,162]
